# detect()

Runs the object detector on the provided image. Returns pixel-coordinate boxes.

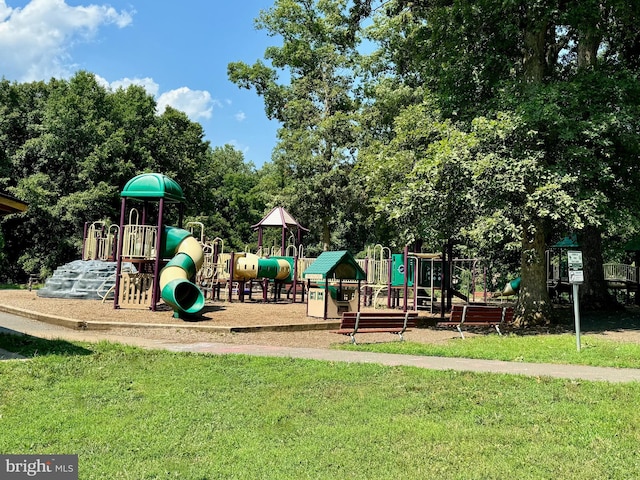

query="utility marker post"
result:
[568,250,584,352]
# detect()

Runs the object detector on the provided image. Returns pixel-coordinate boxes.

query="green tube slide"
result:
[501,277,521,296]
[256,258,284,279]
[160,227,205,318]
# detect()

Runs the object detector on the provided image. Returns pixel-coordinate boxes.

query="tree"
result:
[190,144,265,251]
[0,72,217,281]
[357,98,476,247]
[352,0,640,324]
[228,0,364,251]
[147,106,210,218]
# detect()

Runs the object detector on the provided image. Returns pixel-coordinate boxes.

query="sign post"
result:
[567,250,584,352]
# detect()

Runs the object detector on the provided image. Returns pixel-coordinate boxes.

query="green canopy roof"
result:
[303,250,366,281]
[552,234,580,248]
[121,173,185,203]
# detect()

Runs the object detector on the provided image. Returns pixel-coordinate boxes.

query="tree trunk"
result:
[523,22,548,83]
[579,225,619,310]
[515,13,553,327]
[515,221,553,326]
[322,217,330,251]
[635,251,640,306]
[577,32,600,69]
[576,4,602,71]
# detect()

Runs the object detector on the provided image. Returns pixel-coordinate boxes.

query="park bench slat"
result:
[334,311,418,344]
[437,305,514,339]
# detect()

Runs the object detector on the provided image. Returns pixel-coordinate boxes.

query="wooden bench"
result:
[437,305,514,339]
[334,311,419,344]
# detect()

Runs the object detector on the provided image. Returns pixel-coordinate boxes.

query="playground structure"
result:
[82,221,119,261]
[75,199,313,313]
[37,260,134,300]
[490,233,640,304]
[73,192,640,318]
[303,250,366,319]
[187,230,490,317]
[73,196,492,319]
[602,238,640,304]
[112,173,205,318]
[70,175,504,318]
[356,243,488,315]
[173,231,491,318]
[544,235,581,300]
[189,207,310,304]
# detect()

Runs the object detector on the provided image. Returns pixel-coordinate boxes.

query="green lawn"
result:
[1,334,640,479]
[337,306,640,368]
[338,332,640,368]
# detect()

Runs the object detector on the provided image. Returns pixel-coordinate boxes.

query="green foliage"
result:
[0,72,259,282]
[229,0,367,251]
[350,0,640,322]
[3,0,628,320]
[188,145,266,251]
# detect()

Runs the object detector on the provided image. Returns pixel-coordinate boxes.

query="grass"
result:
[336,306,640,368]
[0,283,32,290]
[337,332,640,368]
[2,335,640,479]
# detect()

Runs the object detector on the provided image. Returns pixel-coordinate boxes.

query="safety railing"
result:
[603,263,637,284]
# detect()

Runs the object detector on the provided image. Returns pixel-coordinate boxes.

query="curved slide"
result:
[159,226,205,317]
[500,277,521,297]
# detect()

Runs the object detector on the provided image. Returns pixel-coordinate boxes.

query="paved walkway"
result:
[2,310,640,383]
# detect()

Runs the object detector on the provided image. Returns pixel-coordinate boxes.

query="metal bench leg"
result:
[456,325,465,339]
[350,334,357,345]
[495,325,502,336]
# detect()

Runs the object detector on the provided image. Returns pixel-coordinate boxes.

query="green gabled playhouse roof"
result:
[120,173,185,203]
[303,250,366,281]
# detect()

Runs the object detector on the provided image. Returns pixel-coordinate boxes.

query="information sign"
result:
[567,250,584,285]
[567,250,583,351]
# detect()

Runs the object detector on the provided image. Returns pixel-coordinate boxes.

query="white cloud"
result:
[0,0,133,81]
[109,77,160,97]
[234,111,246,122]
[157,87,214,120]
[0,1,218,125]
[102,77,218,123]
[227,139,250,155]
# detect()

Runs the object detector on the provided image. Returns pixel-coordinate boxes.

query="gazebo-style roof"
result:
[251,206,308,230]
[303,250,366,281]
[0,192,27,216]
[252,206,308,253]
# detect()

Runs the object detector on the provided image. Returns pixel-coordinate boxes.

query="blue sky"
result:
[0,0,281,167]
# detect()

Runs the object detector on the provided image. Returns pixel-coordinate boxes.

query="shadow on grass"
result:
[552,304,640,334]
[425,305,640,338]
[0,330,93,358]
